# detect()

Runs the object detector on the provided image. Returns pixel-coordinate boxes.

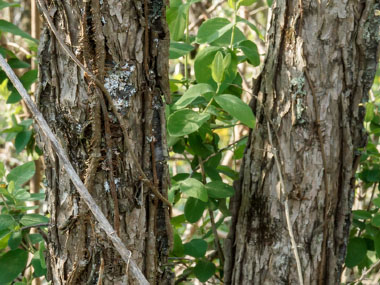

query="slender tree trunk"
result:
[36,1,172,284]
[225,1,380,284]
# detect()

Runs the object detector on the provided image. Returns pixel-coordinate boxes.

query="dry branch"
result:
[0,54,149,285]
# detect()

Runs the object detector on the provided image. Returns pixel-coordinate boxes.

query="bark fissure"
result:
[225,0,380,284]
[36,0,172,284]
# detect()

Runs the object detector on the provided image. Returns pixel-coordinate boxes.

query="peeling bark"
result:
[225,0,380,284]
[35,1,172,284]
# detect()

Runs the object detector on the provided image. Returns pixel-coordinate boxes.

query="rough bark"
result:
[225,0,380,284]
[35,0,172,284]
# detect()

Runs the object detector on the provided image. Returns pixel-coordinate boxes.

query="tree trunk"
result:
[225,1,380,284]
[36,1,172,284]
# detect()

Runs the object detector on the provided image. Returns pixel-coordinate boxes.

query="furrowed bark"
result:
[225,1,380,284]
[35,0,172,284]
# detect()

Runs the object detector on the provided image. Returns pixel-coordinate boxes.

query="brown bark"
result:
[36,0,172,284]
[225,1,380,284]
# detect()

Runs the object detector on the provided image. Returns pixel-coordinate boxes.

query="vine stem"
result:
[266,121,304,285]
[202,83,220,113]
[198,156,225,267]
[184,6,189,85]
[230,6,237,49]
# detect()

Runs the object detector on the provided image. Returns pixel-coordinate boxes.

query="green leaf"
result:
[2,125,24,134]
[7,58,30,69]
[195,46,221,85]
[218,199,230,216]
[8,231,22,250]
[0,20,37,43]
[353,210,372,220]
[179,178,208,202]
[194,260,216,282]
[0,249,28,283]
[375,232,380,258]
[267,0,273,6]
[359,168,380,183]
[228,0,236,9]
[166,0,197,41]
[366,224,379,238]
[196,18,245,46]
[167,110,210,137]
[32,250,47,277]
[365,102,375,122]
[171,214,186,227]
[195,47,238,92]
[373,197,380,208]
[20,214,49,227]
[7,161,35,188]
[0,229,11,249]
[184,239,208,258]
[188,133,213,158]
[19,119,33,128]
[29,193,46,201]
[15,130,32,153]
[7,180,15,193]
[171,232,184,257]
[7,70,38,104]
[211,51,224,84]
[14,188,31,200]
[29,233,44,244]
[237,40,260,66]
[175,84,215,109]
[0,46,15,58]
[197,20,234,45]
[345,237,367,268]
[205,181,235,198]
[184,197,206,223]
[169,42,194,59]
[236,16,262,37]
[217,165,239,180]
[215,94,255,128]
[0,1,20,10]
[39,241,46,269]
[237,0,256,7]
[234,137,248,159]
[372,214,380,227]
[0,162,5,178]
[223,53,231,69]
[0,214,16,231]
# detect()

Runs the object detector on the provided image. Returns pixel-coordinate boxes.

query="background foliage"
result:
[0,0,379,284]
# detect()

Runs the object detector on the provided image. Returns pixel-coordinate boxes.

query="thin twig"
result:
[198,156,225,267]
[6,42,33,57]
[351,258,380,284]
[198,136,247,168]
[96,255,105,285]
[21,223,49,231]
[36,0,171,209]
[0,54,149,285]
[366,182,378,211]
[188,1,223,31]
[266,121,304,285]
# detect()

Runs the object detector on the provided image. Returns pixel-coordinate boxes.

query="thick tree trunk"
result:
[225,1,380,284]
[36,1,172,284]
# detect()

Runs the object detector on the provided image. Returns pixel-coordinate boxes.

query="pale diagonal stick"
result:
[0,54,149,285]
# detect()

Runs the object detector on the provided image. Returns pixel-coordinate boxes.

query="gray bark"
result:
[36,0,172,284]
[225,0,380,284]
